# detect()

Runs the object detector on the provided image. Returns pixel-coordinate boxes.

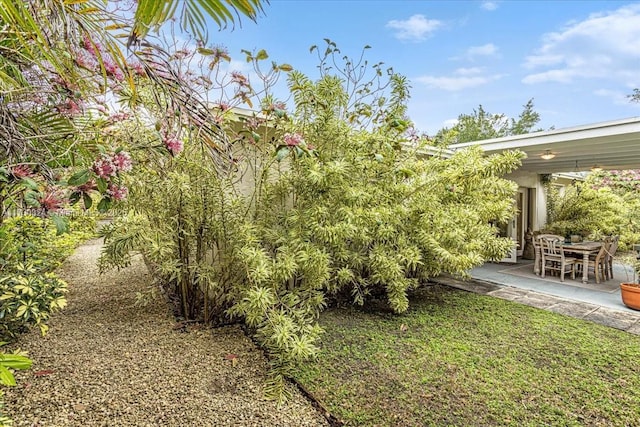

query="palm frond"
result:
[134,40,234,172]
[129,0,267,46]
[0,0,249,172]
[0,102,28,163]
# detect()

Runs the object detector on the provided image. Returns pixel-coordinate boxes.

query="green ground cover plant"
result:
[0,344,31,427]
[0,214,96,273]
[0,213,96,424]
[0,213,96,342]
[295,286,640,426]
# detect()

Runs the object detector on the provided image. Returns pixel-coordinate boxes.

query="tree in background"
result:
[433,99,542,146]
[543,168,640,250]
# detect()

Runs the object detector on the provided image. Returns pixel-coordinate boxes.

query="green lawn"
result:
[294,285,640,426]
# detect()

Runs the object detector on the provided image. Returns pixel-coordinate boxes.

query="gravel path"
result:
[5,238,329,427]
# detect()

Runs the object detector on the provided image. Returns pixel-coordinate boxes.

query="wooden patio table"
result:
[561,241,602,284]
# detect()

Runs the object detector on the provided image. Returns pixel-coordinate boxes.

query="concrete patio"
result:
[432,259,640,335]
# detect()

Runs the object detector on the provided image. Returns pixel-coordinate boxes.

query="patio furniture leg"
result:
[582,252,589,284]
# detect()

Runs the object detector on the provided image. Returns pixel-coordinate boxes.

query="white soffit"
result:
[449,117,640,173]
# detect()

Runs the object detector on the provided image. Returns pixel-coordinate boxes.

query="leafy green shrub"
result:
[266,63,521,312]
[0,263,68,340]
[0,215,95,273]
[0,344,32,426]
[67,211,98,236]
[585,170,640,250]
[0,216,48,270]
[100,41,522,400]
[0,345,32,387]
[0,212,92,426]
[545,183,626,240]
[619,194,640,249]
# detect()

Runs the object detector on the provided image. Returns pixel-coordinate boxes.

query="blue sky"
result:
[209,0,640,136]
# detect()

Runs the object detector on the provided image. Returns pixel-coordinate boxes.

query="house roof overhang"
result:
[449,116,640,173]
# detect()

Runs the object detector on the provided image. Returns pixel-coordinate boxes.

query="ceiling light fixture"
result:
[540,150,555,160]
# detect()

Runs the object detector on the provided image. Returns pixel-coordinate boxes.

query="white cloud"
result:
[386,14,443,42]
[226,58,253,76]
[522,69,578,84]
[415,75,485,91]
[442,118,459,128]
[481,1,499,11]
[594,88,640,106]
[522,53,564,68]
[454,67,484,76]
[522,4,640,85]
[415,68,504,91]
[467,43,499,57]
[449,43,500,61]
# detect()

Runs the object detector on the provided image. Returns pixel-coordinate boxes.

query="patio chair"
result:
[540,235,578,282]
[533,234,565,275]
[605,235,619,280]
[576,237,611,284]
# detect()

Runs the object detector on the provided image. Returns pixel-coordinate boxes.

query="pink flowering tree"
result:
[589,169,640,193]
[0,1,268,224]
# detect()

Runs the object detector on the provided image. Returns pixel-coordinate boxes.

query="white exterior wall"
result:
[502,170,581,233]
[504,169,547,231]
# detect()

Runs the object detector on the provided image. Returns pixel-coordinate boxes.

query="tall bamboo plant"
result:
[545,182,626,239]
[99,40,524,401]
